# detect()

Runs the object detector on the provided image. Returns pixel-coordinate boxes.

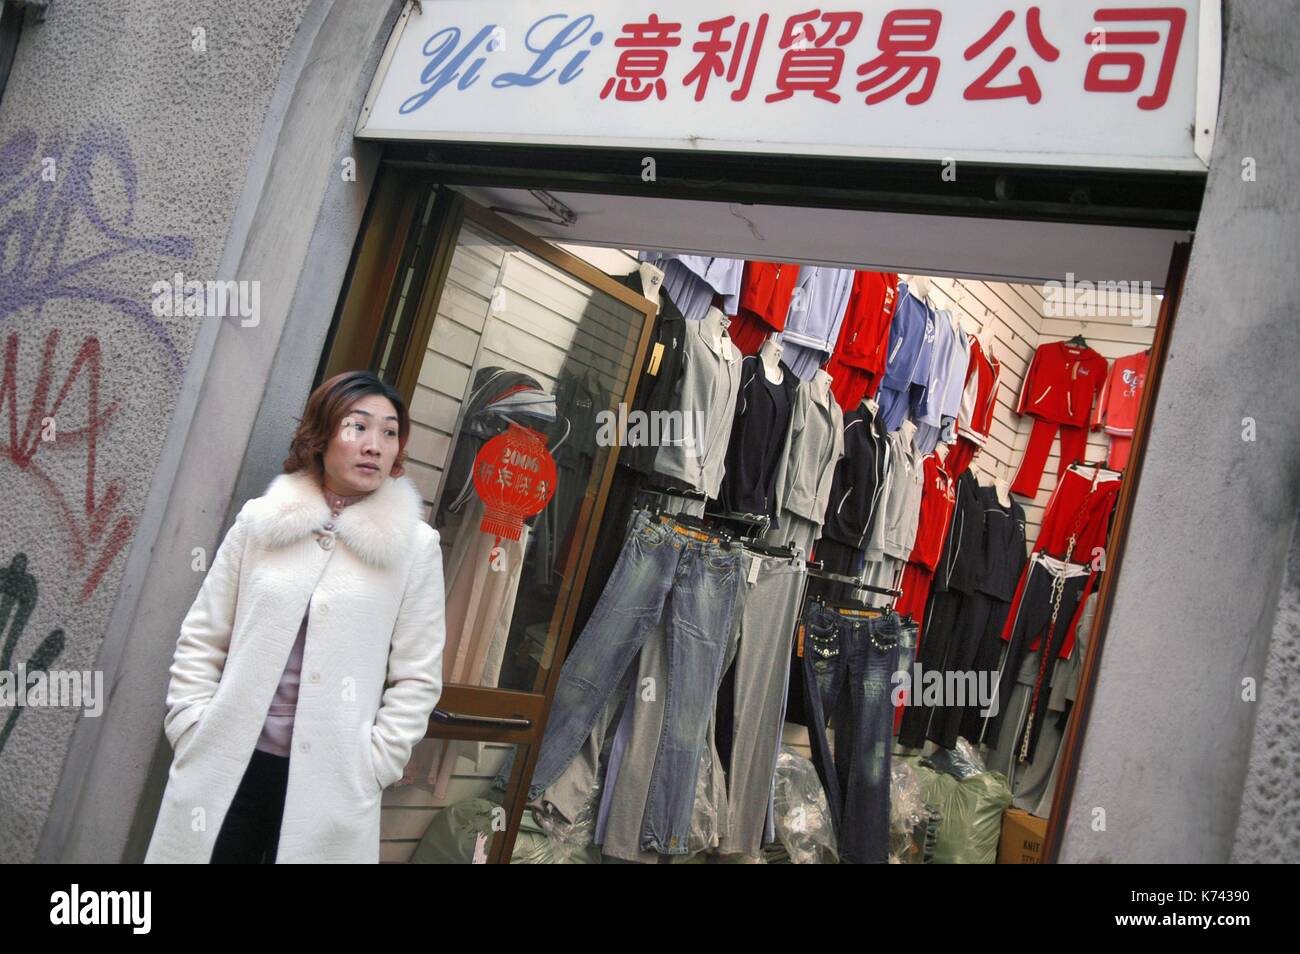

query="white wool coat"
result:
[144,470,445,863]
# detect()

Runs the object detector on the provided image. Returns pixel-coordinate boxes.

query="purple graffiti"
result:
[0,125,195,377]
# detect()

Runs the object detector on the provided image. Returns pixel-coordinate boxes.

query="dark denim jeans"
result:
[528,509,742,854]
[802,605,901,864]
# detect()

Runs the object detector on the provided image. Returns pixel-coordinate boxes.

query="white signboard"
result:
[358,0,1219,171]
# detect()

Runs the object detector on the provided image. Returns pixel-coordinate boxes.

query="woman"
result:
[145,371,446,863]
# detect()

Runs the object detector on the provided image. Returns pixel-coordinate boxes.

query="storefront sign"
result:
[358,0,1219,171]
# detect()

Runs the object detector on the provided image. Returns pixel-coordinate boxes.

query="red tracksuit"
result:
[1010,341,1108,498]
[947,334,1001,478]
[826,271,900,411]
[1092,349,1149,470]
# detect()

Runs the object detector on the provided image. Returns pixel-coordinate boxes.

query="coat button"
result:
[299,740,310,753]
[317,602,328,615]
[323,522,335,531]
[318,535,334,550]
[309,671,320,684]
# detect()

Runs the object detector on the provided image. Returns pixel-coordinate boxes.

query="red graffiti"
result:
[0,329,132,602]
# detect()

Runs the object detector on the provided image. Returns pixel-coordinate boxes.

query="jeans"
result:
[528,509,743,854]
[210,749,289,864]
[802,605,901,864]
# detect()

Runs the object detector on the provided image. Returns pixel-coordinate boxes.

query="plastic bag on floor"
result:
[902,755,1011,864]
[772,746,838,864]
[889,758,929,863]
[921,737,988,780]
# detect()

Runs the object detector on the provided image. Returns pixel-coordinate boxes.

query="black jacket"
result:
[975,485,1028,602]
[821,402,891,550]
[617,271,687,475]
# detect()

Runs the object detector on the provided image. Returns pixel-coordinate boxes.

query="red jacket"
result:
[956,334,1000,446]
[833,271,899,375]
[1016,341,1108,427]
[736,261,801,332]
[907,453,956,572]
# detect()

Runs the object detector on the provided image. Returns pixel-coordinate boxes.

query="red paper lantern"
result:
[472,423,558,543]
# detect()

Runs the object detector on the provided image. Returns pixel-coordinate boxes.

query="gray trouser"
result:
[717,552,807,857]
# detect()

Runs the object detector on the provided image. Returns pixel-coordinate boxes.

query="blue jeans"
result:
[802,606,901,864]
[528,509,742,854]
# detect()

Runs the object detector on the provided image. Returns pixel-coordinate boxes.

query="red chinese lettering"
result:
[855,9,943,106]
[600,15,683,101]
[1084,7,1186,110]
[765,9,863,104]
[684,14,769,102]
[964,7,1060,103]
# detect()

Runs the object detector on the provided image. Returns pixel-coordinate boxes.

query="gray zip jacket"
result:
[773,378,844,529]
[653,321,743,497]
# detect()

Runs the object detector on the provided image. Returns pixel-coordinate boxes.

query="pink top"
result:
[254,484,371,757]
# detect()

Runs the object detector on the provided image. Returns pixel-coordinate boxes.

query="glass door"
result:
[324,178,656,862]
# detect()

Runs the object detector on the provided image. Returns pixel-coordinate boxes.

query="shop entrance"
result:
[319,167,1190,863]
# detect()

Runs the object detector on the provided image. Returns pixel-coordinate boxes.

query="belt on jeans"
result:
[656,515,730,547]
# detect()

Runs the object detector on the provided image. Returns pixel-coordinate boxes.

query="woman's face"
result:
[321,393,401,496]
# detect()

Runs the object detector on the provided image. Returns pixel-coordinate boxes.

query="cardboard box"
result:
[998,808,1047,864]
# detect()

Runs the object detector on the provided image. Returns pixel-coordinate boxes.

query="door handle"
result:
[432,708,533,730]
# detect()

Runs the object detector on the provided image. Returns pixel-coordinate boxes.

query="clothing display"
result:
[778,266,855,377]
[423,249,1157,864]
[1093,349,1150,470]
[914,310,972,455]
[826,271,900,410]
[980,553,1092,762]
[728,261,801,354]
[821,401,892,553]
[616,271,688,476]
[875,283,939,433]
[801,605,903,863]
[1010,340,1108,497]
[529,510,744,854]
[714,355,799,520]
[771,372,845,533]
[639,252,743,320]
[653,320,744,498]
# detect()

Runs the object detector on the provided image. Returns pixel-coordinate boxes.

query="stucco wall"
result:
[0,0,315,862]
[1059,0,1300,863]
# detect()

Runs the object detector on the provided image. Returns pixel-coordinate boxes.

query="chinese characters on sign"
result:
[407,6,1188,112]
[359,1,1212,171]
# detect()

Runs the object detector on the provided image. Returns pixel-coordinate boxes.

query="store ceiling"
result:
[457,186,1187,290]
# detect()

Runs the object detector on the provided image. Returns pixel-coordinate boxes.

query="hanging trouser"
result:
[801,605,902,863]
[978,554,1090,762]
[715,552,806,857]
[896,588,964,749]
[1010,416,1089,498]
[528,509,743,855]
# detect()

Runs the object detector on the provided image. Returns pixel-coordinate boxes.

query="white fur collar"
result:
[247,470,422,568]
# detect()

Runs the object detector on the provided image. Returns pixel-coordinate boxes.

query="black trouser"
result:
[896,588,963,749]
[210,748,290,864]
[983,559,1089,762]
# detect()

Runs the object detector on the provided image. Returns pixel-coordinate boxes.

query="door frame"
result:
[318,179,658,862]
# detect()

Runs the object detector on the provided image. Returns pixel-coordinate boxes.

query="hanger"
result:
[804,562,901,598]
[1066,332,1089,347]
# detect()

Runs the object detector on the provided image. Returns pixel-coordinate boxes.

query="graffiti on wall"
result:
[0,553,65,756]
[0,125,196,602]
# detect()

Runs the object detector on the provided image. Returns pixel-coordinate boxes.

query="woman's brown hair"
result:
[284,370,411,479]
